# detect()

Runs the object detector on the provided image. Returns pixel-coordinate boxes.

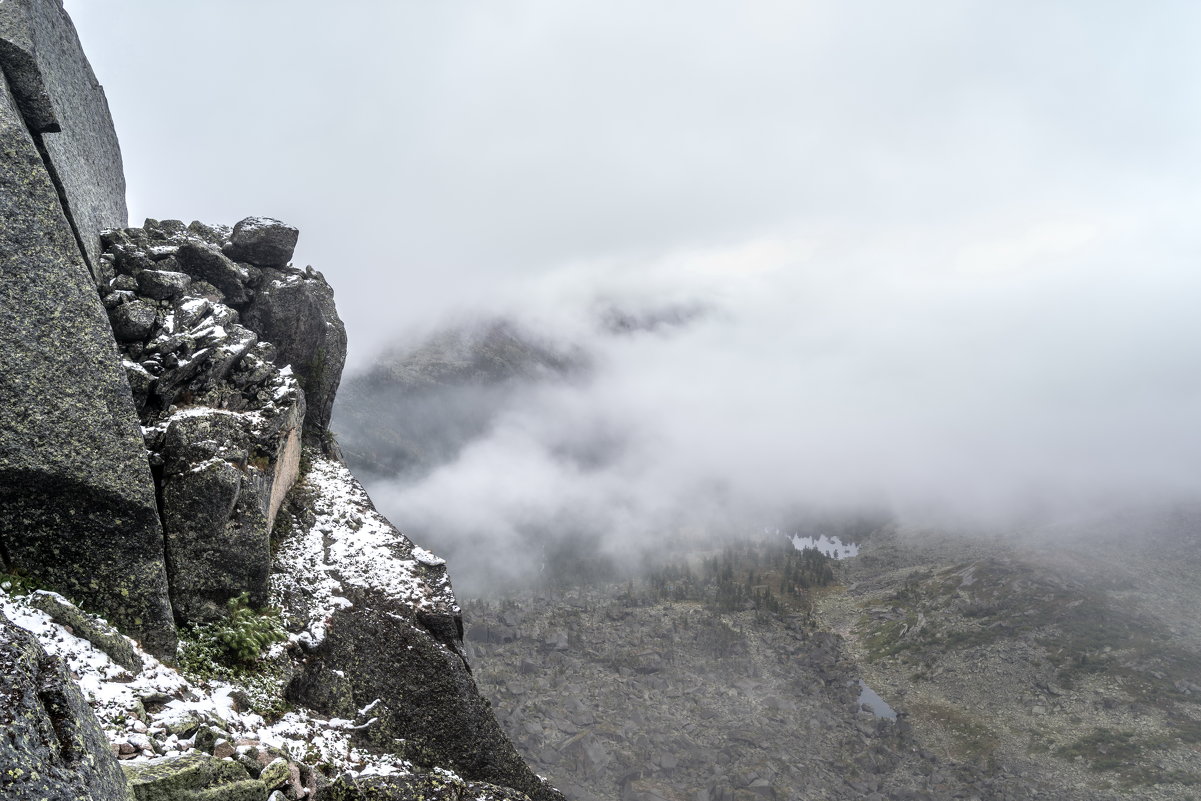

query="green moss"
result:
[176,594,290,719]
[0,568,46,595]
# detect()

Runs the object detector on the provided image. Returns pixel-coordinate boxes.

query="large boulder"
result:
[123,752,266,801]
[223,216,298,267]
[174,241,253,307]
[0,58,176,657]
[158,411,273,622]
[292,600,561,801]
[0,0,127,273]
[0,612,129,801]
[243,264,347,446]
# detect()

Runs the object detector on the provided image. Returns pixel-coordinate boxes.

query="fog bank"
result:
[346,218,1201,595]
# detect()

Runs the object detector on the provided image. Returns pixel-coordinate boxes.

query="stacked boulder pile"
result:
[96,216,332,623]
[85,219,567,799]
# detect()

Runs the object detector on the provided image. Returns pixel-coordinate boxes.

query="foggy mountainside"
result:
[338,319,586,481]
[10,2,1201,801]
[462,518,1201,801]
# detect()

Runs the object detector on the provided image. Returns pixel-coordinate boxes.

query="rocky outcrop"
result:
[0,611,129,801]
[123,752,266,801]
[274,457,564,801]
[293,600,554,799]
[28,590,144,674]
[0,7,175,657]
[241,258,348,446]
[327,773,533,801]
[99,219,307,624]
[0,5,564,800]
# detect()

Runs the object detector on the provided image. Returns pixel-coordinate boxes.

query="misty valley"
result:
[336,319,1201,801]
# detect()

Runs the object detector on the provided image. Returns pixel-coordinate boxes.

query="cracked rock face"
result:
[0,0,127,272]
[0,51,175,658]
[0,611,128,801]
[242,263,347,445]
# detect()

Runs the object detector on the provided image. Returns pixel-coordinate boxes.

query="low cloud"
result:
[348,216,1201,596]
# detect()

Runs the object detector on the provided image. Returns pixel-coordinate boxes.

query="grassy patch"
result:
[909,698,999,764]
[856,558,1201,715]
[1055,727,1201,787]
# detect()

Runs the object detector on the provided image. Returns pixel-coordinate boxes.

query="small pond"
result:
[855,680,897,719]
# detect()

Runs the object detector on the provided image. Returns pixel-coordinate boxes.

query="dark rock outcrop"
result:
[242,263,347,445]
[0,32,175,656]
[292,601,556,799]
[275,457,563,801]
[0,611,129,801]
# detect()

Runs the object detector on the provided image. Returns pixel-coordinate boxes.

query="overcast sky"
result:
[64,2,1201,583]
[65,1,1201,358]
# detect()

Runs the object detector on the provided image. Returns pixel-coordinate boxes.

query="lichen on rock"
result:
[0,611,128,801]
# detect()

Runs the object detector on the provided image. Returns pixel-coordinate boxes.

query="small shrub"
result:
[180,593,286,669]
[0,568,45,595]
[213,592,287,663]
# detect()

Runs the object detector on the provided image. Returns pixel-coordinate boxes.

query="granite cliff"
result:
[0,3,559,800]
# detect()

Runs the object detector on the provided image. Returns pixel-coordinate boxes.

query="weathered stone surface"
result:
[137,268,191,300]
[243,266,347,444]
[288,600,563,801]
[124,752,266,801]
[257,757,289,790]
[224,216,298,267]
[0,0,127,272]
[0,69,176,657]
[110,297,158,340]
[0,612,129,801]
[159,411,271,622]
[466,781,538,801]
[100,225,308,625]
[175,241,252,306]
[27,589,144,674]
